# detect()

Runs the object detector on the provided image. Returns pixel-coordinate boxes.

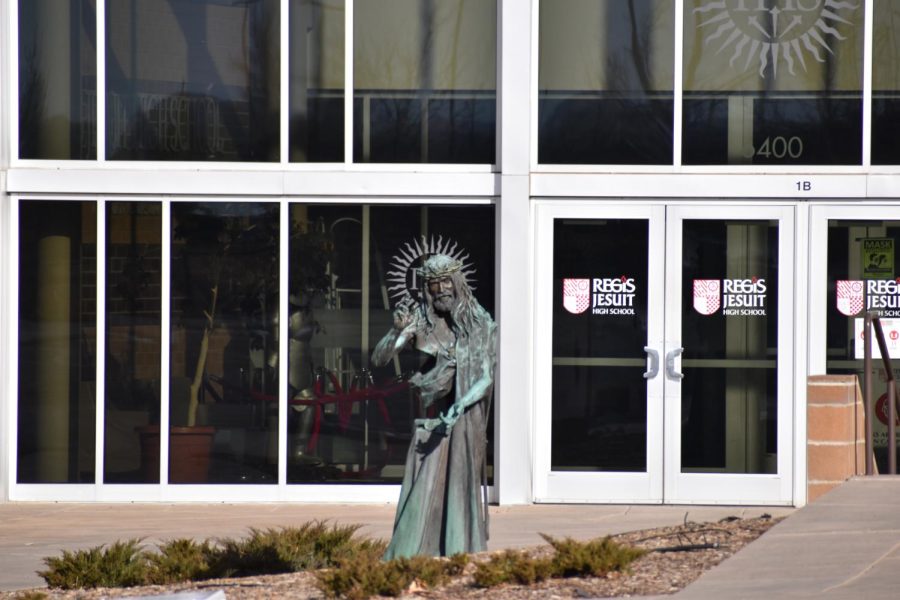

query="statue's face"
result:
[427,276,456,314]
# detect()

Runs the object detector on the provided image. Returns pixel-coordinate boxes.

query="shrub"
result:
[39,522,386,590]
[147,538,216,584]
[211,522,387,578]
[37,539,148,590]
[473,535,645,588]
[472,550,554,587]
[317,553,468,599]
[543,534,646,578]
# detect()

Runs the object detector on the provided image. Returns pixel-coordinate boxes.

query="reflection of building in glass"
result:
[6,0,900,508]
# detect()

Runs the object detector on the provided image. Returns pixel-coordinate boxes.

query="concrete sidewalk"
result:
[0,500,786,592]
[669,477,900,599]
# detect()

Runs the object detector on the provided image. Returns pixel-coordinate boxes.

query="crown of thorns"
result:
[417,255,462,280]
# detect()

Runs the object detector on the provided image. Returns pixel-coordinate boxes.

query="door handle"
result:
[666,347,684,380]
[643,347,659,379]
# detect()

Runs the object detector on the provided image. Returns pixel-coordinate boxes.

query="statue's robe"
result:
[382,312,497,559]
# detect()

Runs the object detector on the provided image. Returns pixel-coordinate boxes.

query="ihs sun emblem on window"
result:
[694,0,859,77]
[386,236,476,309]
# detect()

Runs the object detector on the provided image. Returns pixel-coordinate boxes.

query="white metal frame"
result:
[6,194,497,503]
[529,0,885,176]
[663,204,795,505]
[533,201,666,503]
[533,200,796,505]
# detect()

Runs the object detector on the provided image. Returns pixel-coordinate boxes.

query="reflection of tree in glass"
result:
[173,204,279,425]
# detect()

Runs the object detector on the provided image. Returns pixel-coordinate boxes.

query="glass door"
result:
[534,203,794,505]
[664,205,794,504]
[534,204,666,503]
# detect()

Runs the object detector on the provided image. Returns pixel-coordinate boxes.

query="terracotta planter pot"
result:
[138,425,215,483]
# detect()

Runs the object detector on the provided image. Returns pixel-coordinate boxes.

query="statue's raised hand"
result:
[393,303,416,332]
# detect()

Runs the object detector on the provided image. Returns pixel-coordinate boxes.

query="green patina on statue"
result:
[373,253,497,559]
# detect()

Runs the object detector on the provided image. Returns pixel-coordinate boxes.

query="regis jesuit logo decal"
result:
[562,276,637,316]
[693,280,721,316]
[836,280,864,316]
[562,279,591,315]
[693,277,768,316]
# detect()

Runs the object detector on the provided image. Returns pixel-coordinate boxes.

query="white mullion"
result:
[345,0,354,164]
[10,0,19,161]
[529,0,540,169]
[97,0,106,161]
[673,0,684,167]
[278,201,289,486]
[95,200,107,484]
[862,0,873,167]
[7,198,21,493]
[281,0,290,164]
[160,202,172,485]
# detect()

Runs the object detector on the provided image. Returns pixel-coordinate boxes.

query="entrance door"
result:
[534,202,794,504]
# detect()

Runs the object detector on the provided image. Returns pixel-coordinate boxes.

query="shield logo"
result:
[693,280,720,316]
[562,279,590,314]
[836,280,864,316]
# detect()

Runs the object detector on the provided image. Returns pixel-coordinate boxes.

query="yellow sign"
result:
[863,238,894,280]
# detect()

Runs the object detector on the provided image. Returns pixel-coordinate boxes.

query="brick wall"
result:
[807,375,870,503]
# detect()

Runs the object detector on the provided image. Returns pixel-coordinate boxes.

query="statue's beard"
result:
[432,294,456,314]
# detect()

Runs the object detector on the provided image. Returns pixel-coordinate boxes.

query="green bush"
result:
[473,535,645,588]
[212,522,387,578]
[38,522,386,590]
[472,550,554,587]
[317,553,468,599]
[37,539,148,590]
[147,538,216,584]
[543,533,646,578]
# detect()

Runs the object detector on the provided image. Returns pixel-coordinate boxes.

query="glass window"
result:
[290,0,345,162]
[18,201,97,483]
[106,0,280,161]
[873,0,900,164]
[825,220,900,472]
[105,202,162,483]
[353,0,497,163]
[551,219,650,472]
[539,0,675,165]
[287,204,495,483]
[683,0,863,165]
[18,0,97,160]
[681,220,778,474]
[170,203,280,483]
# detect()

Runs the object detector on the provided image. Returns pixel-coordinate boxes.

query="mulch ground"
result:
[2,515,781,599]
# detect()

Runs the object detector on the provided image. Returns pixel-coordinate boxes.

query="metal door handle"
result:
[666,347,684,380]
[643,347,659,379]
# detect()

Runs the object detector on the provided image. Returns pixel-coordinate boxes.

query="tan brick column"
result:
[807,375,869,503]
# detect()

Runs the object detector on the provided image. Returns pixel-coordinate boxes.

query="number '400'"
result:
[743,136,803,160]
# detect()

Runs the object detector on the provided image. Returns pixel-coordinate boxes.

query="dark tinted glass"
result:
[680,220,778,473]
[353,0,496,164]
[105,202,162,483]
[683,1,863,165]
[539,0,674,165]
[18,201,97,483]
[18,0,97,159]
[289,0,344,162]
[287,204,495,484]
[106,0,279,161]
[873,1,900,164]
[551,219,649,472]
[825,220,900,471]
[169,203,280,484]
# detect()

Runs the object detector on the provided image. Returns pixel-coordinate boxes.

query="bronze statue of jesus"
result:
[373,253,497,559]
